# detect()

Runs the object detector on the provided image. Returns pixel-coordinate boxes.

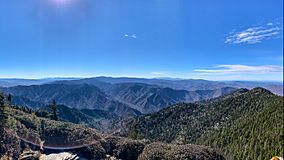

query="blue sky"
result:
[0,0,283,81]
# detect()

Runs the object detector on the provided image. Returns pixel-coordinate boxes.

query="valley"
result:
[0,77,283,159]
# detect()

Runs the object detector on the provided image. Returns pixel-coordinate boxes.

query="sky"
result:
[0,0,283,81]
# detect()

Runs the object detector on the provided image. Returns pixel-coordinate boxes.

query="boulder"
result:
[101,136,147,160]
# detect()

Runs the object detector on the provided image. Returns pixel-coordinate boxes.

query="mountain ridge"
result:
[1,77,282,95]
[2,83,237,114]
[2,83,141,117]
[126,87,283,159]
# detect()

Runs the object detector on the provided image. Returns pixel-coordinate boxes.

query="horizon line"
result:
[0,76,282,82]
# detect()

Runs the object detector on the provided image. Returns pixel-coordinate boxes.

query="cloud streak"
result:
[195,65,283,75]
[150,72,166,75]
[225,18,283,44]
[125,34,137,39]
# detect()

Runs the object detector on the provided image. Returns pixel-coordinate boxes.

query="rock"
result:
[40,152,80,160]
[138,142,225,160]
[20,151,83,160]
[19,150,40,160]
[113,140,145,160]
[0,155,11,160]
[271,157,284,160]
[76,142,106,160]
[100,136,147,160]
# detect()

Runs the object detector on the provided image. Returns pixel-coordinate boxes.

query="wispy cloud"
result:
[124,34,137,39]
[150,72,166,75]
[195,65,283,75]
[225,18,283,44]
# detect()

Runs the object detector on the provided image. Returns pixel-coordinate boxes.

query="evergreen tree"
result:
[50,99,58,121]
[40,119,46,139]
[7,94,12,105]
[0,92,7,129]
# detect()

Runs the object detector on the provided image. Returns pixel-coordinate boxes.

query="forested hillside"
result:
[128,88,284,159]
[0,93,224,160]
[1,83,236,114]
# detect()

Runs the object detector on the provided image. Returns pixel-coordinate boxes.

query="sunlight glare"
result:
[49,0,76,6]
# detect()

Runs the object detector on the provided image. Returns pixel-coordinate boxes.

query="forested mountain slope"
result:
[2,84,141,116]
[0,93,225,160]
[107,83,236,113]
[2,83,236,114]
[128,88,283,159]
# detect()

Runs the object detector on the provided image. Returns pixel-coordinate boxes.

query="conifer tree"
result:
[0,93,7,128]
[7,94,12,105]
[50,99,58,121]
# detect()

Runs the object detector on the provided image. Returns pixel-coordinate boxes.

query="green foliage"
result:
[16,116,37,130]
[34,105,114,130]
[31,112,40,131]
[128,128,144,140]
[50,99,58,121]
[7,116,17,131]
[0,92,7,128]
[130,88,284,159]
[40,119,46,138]
[7,106,101,145]
[35,110,49,118]
[7,94,12,104]
[196,93,284,159]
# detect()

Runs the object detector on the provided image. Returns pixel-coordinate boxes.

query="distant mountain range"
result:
[126,88,283,159]
[53,77,283,95]
[2,84,141,117]
[0,76,282,118]
[1,77,282,95]
[0,77,283,159]
[2,83,236,115]
[106,83,236,113]
[0,78,80,87]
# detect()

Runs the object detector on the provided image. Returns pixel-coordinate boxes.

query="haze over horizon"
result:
[0,0,283,81]
[0,76,283,84]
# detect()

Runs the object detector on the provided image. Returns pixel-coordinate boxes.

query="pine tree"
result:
[40,119,46,139]
[0,92,7,128]
[7,94,12,105]
[50,99,58,121]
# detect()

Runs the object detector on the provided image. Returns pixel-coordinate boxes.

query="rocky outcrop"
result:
[75,142,106,160]
[101,136,148,160]
[19,150,81,160]
[138,142,225,160]
[19,150,41,160]
[41,152,80,160]
[2,134,225,160]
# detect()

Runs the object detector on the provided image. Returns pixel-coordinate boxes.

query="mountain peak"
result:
[250,87,273,95]
[234,88,250,94]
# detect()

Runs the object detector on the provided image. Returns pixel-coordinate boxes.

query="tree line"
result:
[0,92,59,129]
